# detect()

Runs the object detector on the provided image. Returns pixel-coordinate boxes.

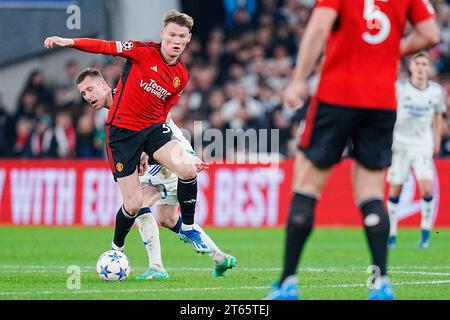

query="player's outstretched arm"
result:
[44,36,138,60]
[44,36,75,48]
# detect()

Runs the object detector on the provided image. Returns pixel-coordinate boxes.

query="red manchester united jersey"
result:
[73,39,189,131]
[315,0,435,110]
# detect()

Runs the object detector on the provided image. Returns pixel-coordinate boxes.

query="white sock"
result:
[194,224,226,264]
[181,223,194,231]
[111,242,124,252]
[135,213,164,271]
[387,200,398,237]
[420,197,434,230]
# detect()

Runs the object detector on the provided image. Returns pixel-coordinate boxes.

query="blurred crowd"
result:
[1,0,450,160]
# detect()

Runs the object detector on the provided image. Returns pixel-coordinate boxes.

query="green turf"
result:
[0,226,449,300]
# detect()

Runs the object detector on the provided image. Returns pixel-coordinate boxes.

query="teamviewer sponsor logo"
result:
[140,79,172,100]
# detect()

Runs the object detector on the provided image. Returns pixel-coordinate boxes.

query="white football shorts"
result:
[139,164,179,206]
[387,148,434,185]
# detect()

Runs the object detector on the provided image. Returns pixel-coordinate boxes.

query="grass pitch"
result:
[0,226,449,300]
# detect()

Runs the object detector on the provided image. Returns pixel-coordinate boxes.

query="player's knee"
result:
[124,194,144,216]
[419,183,433,198]
[177,164,197,180]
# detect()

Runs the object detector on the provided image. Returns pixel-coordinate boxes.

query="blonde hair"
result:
[163,10,194,32]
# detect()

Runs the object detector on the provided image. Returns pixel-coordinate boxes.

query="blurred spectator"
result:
[22,114,59,158]
[54,111,76,158]
[60,59,80,88]
[54,59,82,109]
[204,110,231,160]
[16,89,38,120]
[205,88,227,118]
[223,0,257,30]
[21,69,54,108]
[0,93,14,157]
[256,83,282,113]
[440,111,450,156]
[188,64,217,117]
[268,106,291,156]
[221,84,267,130]
[13,117,34,157]
[75,113,103,158]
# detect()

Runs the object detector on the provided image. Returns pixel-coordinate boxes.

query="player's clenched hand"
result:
[138,152,149,176]
[194,157,209,172]
[44,36,75,49]
[283,80,308,109]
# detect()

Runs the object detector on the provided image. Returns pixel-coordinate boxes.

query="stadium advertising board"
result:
[0,159,449,227]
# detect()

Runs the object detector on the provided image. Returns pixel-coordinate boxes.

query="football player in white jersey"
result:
[387,52,446,249]
[76,68,236,279]
[139,122,237,278]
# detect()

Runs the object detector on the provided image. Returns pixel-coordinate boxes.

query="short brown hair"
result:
[75,68,103,85]
[163,10,194,32]
[411,51,431,62]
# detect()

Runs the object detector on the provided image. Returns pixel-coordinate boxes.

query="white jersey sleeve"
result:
[168,119,195,155]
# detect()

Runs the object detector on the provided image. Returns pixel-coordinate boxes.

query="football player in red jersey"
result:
[266,0,439,300]
[76,68,236,279]
[44,10,210,254]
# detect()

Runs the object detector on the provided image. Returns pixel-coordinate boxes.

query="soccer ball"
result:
[96,250,131,281]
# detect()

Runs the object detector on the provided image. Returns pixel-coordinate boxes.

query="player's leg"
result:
[266,152,332,300]
[413,153,435,249]
[387,184,402,248]
[151,139,210,253]
[353,163,391,281]
[282,151,331,282]
[157,203,237,276]
[352,108,396,300]
[153,140,197,223]
[111,169,146,251]
[107,125,147,251]
[135,183,168,280]
[386,150,410,248]
[266,101,351,300]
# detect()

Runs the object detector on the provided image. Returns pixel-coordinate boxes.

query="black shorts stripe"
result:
[299,96,319,149]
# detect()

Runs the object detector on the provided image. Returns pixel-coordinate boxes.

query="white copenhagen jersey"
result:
[393,80,446,152]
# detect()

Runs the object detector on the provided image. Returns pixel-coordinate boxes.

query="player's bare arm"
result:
[44,36,74,48]
[433,113,443,155]
[283,8,337,108]
[400,18,440,57]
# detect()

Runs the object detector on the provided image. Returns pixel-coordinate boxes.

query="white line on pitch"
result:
[1,279,450,296]
[2,265,450,276]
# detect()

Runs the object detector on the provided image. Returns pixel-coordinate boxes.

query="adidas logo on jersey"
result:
[151,65,158,72]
